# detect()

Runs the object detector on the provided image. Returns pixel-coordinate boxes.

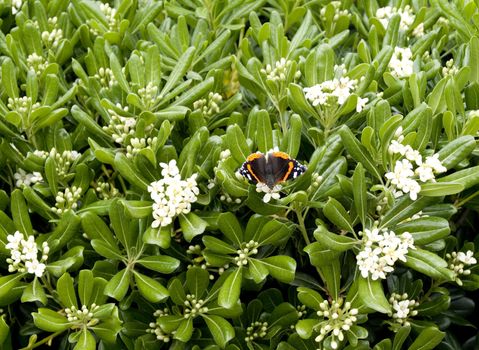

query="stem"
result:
[295,206,310,246]
[19,330,65,350]
[455,190,479,208]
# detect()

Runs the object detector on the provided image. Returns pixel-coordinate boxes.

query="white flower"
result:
[357,228,415,280]
[148,160,199,228]
[385,159,414,186]
[457,251,477,265]
[5,231,49,277]
[389,140,406,155]
[256,183,282,203]
[376,6,415,31]
[404,146,422,165]
[304,76,362,109]
[424,154,447,174]
[356,97,368,112]
[389,47,414,79]
[13,168,43,187]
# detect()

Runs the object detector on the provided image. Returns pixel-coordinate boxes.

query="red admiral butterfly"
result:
[239,151,307,189]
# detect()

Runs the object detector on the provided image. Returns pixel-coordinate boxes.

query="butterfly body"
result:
[239,151,307,188]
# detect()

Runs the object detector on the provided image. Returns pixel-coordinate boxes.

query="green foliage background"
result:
[0,0,478,349]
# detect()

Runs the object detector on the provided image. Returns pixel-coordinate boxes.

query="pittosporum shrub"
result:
[0,0,478,349]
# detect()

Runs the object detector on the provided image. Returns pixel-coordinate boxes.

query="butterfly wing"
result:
[269,151,307,184]
[240,153,268,184]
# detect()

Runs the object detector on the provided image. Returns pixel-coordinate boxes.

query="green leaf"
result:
[179,212,207,242]
[32,308,70,332]
[110,200,131,250]
[203,236,237,254]
[57,273,77,309]
[0,274,24,300]
[247,258,269,283]
[219,268,242,309]
[202,314,235,348]
[314,226,358,252]
[392,326,411,350]
[437,135,475,169]
[11,190,33,236]
[73,330,96,350]
[261,256,296,283]
[407,326,445,350]
[254,109,273,153]
[91,239,123,260]
[114,153,149,190]
[137,255,180,274]
[420,182,464,196]
[218,212,243,246]
[438,165,479,190]
[225,124,250,163]
[394,217,450,245]
[174,318,194,342]
[404,249,455,281]
[78,270,94,307]
[353,163,368,226]
[160,47,195,96]
[297,287,324,309]
[104,268,130,301]
[286,114,302,158]
[357,277,391,314]
[21,277,47,305]
[186,267,209,298]
[323,197,354,233]
[2,58,18,99]
[339,125,383,181]
[134,271,169,303]
[0,315,9,345]
[295,319,317,339]
[255,219,293,246]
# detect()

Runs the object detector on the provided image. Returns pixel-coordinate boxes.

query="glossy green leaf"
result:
[219,268,242,309]
[104,268,130,301]
[202,314,235,348]
[261,256,296,283]
[323,197,354,233]
[408,326,445,350]
[357,277,391,314]
[57,273,77,309]
[134,271,169,303]
[32,308,71,332]
[179,212,207,242]
[137,255,180,274]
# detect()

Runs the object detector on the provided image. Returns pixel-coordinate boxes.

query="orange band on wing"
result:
[281,161,294,182]
[272,151,290,159]
[247,163,261,183]
[247,153,263,162]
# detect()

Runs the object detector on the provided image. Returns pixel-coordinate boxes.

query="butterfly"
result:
[239,151,307,189]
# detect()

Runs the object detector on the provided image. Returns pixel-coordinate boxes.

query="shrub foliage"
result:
[0,0,478,349]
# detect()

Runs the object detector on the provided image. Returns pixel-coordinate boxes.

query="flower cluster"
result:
[7,96,41,117]
[147,309,172,342]
[388,293,418,327]
[126,137,158,158]
[376,6,415,31]
[33,148,81,177]
[5,231,49,277]
[94,67,116,88]
[442,59,459,77]
[304,76,368,112]
[320,1,350,21]
[183,294,208,318]
[446,250,477,285]
[89,2,119,34]
[40,17,64,49]
[193,92,223,116]
[65,304,100,326]
[52,186,82,215]
[14,168,43,187]
[138,82,160,108]
[148,160,199,228]
[103,105,136,144]
[356,228,415,280]
[386,130,447,200]
[256,182,282,203]
[95,178,119,199]
[234,241,259,267]
[389,47,414,79]
[245,321,268,342]
[314,299,359,350]
[26,53,48,74]
[260,58,300,82]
